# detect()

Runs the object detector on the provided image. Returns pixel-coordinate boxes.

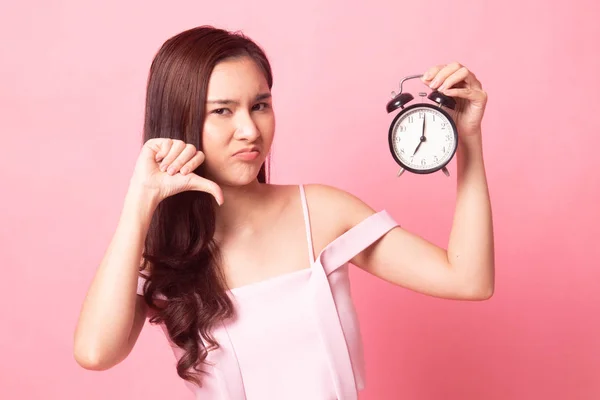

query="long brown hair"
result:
[139,26,273,386]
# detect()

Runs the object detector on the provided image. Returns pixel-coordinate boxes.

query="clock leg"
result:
[397,168,405,177]
[442,167,450,177]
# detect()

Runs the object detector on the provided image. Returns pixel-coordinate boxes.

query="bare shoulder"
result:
[302,183,378,235]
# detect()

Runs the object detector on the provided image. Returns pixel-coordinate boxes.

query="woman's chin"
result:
[215,168,262,187]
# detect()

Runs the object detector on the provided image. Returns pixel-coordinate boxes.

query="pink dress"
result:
[137,184,399,399]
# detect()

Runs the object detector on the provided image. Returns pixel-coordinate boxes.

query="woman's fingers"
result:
[426,62,464,90]
[159,140,187,172]
[163,144,197,175]
[155,139,173,162]
[180,151,206,175]
[152,140,206,176]
[437,66,470,91]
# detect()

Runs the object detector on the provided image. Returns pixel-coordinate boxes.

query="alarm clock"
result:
[386,74,458,177]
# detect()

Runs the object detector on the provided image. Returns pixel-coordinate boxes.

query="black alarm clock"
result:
[386,74,458,177]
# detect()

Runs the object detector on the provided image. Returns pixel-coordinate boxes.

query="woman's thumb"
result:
[186,175,224,206]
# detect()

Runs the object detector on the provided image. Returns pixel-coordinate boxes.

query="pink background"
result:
[1,0,599,399]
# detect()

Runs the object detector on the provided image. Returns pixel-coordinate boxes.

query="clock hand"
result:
[412,115,427,156]
[412,139,423,155]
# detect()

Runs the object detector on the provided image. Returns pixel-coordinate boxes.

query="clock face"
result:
[389,105,457,172]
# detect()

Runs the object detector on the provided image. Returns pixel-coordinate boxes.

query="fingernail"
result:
[167,166,176,175]
[180,167,189,175]
[160,163,167,172]
[430,79,440,88]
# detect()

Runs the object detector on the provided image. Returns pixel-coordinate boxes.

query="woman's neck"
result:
[214,180,276,237]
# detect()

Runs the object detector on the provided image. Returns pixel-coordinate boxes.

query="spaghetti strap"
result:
[137,273,167,300]
[299,184,315,264]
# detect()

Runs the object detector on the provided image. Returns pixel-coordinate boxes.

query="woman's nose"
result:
[234,115,260,141]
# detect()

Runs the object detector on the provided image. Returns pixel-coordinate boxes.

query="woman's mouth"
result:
[233,149,260,161]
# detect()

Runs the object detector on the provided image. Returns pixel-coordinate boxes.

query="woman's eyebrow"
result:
[206,93,272,105]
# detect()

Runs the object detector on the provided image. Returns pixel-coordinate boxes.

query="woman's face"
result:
[201,56,275,186]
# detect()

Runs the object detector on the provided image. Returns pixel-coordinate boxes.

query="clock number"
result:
[441,122,446,130]
[445,134,451,141]
[400,147,405,154]
[419,112,424,119]
[434,155,439,163]
[433,115,436,122]
[408,116,414,123]
[399,125,406,132]
[421,158,426,166]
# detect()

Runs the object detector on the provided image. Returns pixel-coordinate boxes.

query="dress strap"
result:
[137,273,167,300]
[318,210,399,275]
[299,184,315,264]
[310,209,399,399]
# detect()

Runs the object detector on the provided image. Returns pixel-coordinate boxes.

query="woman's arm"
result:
[73,186,158,370]
[324,62,495,300]
[447,133,494,297]
[347,134,494,300]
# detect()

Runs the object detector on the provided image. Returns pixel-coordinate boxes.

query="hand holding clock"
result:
[388,61,487,177]
[421,62,487,138]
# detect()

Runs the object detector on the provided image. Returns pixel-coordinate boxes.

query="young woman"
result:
[74,25,494,399]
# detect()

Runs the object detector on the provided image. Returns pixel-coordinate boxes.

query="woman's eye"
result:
[253,102,270,111]
[212,108,230,115]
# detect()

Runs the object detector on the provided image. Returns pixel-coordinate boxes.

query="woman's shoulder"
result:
[268,182,379,234]
[305,183,377,226]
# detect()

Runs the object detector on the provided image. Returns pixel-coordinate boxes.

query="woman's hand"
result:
[421,62,488,138]
[130,138,223,206]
